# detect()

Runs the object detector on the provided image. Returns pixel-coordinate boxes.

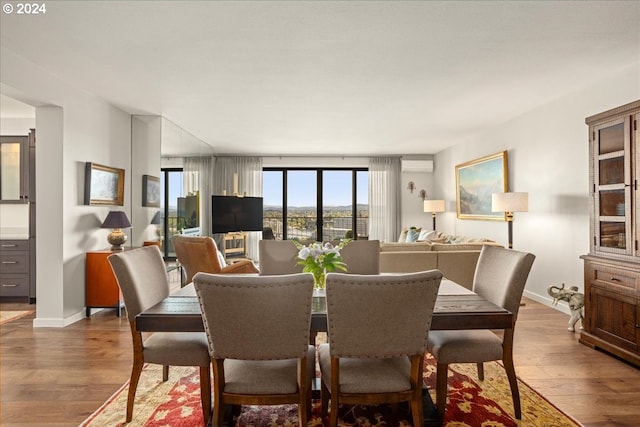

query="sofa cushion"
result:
[436,251,481,290]
[430,242,499,251]
[380,242,433,252]
[379,251,438,273]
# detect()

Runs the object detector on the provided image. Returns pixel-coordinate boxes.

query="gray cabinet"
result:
[0,240,30,301]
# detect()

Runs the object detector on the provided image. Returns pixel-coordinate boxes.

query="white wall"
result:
[0,117,34,134]
[431,64,639,305]
[131,115,162,246]
[1,46,133,326]
[399,170,437,232]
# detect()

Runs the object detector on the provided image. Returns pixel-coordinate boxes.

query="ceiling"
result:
[1,1,638,157]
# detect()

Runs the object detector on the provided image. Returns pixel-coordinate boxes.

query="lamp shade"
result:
[492,192,529,213]
[101,211,131,229]
[150,211,162,225]
[423,199,445,213]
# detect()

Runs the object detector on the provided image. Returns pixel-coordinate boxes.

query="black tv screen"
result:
[211,195,264,233]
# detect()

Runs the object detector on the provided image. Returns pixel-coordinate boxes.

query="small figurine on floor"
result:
[547,284,584,332]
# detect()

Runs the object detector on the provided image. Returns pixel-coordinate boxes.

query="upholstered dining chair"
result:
[339,239,381,274]
[173,235,258,284]
[193,272,315,427]
[318,270,443,427]
[108,246,211,424]
[427,245,535,420]
[258,240,304,275]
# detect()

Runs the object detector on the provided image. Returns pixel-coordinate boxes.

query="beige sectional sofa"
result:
[379,241,502,289]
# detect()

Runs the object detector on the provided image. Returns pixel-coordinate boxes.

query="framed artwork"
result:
[142,175,161,207]
[84,162,125,206]
[455,151,508,220]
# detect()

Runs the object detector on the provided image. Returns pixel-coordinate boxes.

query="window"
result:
[263,168,368,241]
[160,168,185,259]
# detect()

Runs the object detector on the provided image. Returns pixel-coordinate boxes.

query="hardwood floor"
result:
[2,296,640,426]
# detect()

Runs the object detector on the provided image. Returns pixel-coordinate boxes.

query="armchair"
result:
[173,235,258,284]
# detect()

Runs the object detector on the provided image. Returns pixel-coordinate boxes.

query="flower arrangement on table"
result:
[294,240,350,290]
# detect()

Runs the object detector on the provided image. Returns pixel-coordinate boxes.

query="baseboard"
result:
[32,309,86,328]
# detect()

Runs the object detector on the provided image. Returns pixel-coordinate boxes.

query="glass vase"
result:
[313,269,326,291]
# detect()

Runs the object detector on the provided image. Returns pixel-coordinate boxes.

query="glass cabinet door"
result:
[593,117,630,255]
[0,137,28,203]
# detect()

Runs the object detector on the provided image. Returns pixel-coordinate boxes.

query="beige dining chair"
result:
[427,245,535,420]
[173,235,258,284]
[339,239,380,274]
[318,270,443,427]
[193,272,315,427]
[108,245,212,424]
[258,240,304,275]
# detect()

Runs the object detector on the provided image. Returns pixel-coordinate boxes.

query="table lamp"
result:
[101,211,131,251]
[423,199,445,231]
[150,210,163,239]
[492,192,528,249]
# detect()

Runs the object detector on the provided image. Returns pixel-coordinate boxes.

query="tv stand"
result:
[222,232,247,259]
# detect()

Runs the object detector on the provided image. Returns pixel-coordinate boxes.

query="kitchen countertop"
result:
[0,227,30,240]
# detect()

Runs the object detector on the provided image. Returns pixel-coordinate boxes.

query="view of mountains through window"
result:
[263,169,369,241]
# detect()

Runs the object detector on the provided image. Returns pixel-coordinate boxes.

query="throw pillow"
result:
[405,227,421,243]
[419,229,438,241]
[397,228,408,242]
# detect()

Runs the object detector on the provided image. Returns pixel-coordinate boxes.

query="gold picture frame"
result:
[84,162,125,206]
[455,151,508,220]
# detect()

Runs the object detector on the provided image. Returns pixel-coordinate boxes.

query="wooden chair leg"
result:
[503,356,521,419]
[162,365,169,381]
[436,363,448,421]
[476,362,484,381]
[126,359,144,422]
[410,393,424,427]
[298,374,308,427]
[320,379,329,421]
[199,365,212,426]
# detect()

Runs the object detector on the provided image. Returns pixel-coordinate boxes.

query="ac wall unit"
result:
[401,159,433,172]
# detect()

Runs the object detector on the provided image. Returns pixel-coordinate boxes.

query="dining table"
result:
[136,279,513,334]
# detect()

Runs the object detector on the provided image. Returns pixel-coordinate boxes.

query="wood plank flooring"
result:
[2,296,640,426]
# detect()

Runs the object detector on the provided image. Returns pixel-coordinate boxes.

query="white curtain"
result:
[212,156,263,260]
[368,157,401,242]
[184,156,213,236]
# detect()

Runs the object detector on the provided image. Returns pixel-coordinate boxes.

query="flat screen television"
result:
[211,195,264,234]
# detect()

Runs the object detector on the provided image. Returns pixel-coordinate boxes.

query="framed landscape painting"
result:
[84,162,125,206]
[142,175,160,207]
[456,151,508,220]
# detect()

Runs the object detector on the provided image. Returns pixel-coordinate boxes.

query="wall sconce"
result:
[101,211,131,251]
[423,199,445,231]
[418,189,427,200]
[407,181,415,193]
[492,192,529,249]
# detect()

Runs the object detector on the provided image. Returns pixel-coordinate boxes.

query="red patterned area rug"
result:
[81,355,583,427]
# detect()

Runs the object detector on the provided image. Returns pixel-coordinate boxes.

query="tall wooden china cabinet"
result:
[580,100,640,367]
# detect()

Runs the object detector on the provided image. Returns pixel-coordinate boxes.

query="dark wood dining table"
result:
[134,278,513,427]
[135,279,513,334]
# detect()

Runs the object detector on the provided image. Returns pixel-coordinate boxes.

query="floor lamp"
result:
[423,199,445,231]
[492,192,528,249]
